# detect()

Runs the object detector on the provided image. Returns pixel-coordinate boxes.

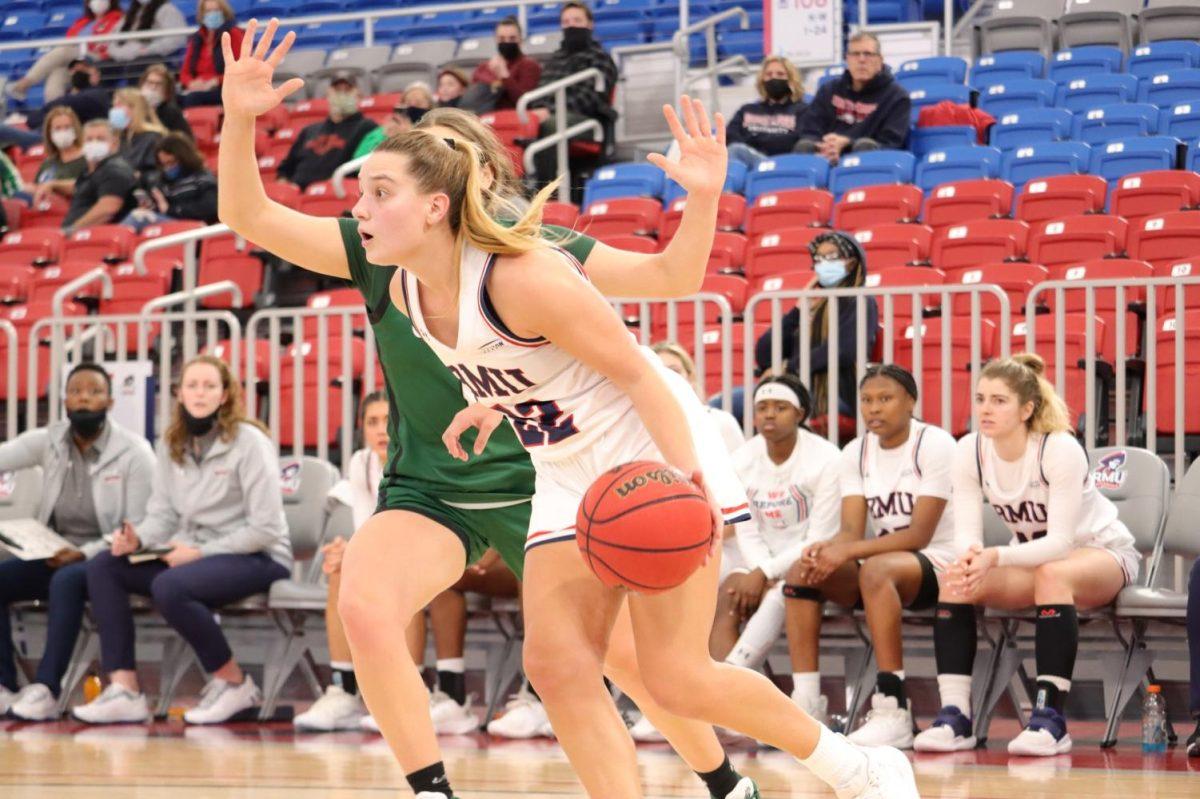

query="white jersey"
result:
[952,431,1138,582]
[731,429,842,580]
[709,406,746,454]
[326,448,384,531]
[839,420,957,568]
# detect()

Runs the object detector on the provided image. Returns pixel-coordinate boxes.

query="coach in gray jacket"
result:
[0,363,155,722]
[74,355,291,726]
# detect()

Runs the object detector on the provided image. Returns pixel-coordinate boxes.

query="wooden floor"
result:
[3,718,1198,798]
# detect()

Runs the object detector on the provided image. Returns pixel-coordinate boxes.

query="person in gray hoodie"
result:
[73,354,291,726]
[0,362,155,721]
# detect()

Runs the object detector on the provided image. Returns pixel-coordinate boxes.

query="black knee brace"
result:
[783,584,824,601]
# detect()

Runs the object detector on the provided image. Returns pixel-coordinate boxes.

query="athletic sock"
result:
[1034,604,1078,714]
[876,671,906,705]
[406,762,454,797]
[695,755,741,799]
[934,602,977,677]
[792,672,821,705]
[936,674,973,719]
[436,658,466,706]
[799,725,869,795]
[330,660,357,696]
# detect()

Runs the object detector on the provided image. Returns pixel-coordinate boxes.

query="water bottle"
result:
[1141,684,1167,753]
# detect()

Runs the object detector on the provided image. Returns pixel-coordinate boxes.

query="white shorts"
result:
[919,544,958,574]
[525,369,750,551]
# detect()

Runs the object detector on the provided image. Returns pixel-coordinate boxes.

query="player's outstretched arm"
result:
[584,95,726,299]
[216,18,350,279]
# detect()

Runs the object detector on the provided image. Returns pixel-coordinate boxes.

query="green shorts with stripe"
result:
[376,482,532,580]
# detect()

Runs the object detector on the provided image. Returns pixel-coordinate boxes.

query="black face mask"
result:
[67,408,107,439]
[562,26,592,52]
[404,106,428,124]
[498,41,521,61]
[182,407,219,437]
[764,78,791,101]
[70,71,92,91]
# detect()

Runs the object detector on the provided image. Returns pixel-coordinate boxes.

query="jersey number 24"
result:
[498,400,580,448]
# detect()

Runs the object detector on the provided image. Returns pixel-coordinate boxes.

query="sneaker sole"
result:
[848,730,915,749]
[435,716,481,735]
[71,713,150,725]
[294,715,364,732]
[183,705,260,725]
[913,734,976,752]
[1007,734,1072,756]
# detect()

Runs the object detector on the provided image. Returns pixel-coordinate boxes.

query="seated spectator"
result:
[0,57,111,151]
[179,0,245,109]
[105,0,188,65]
[138,63,193,138]
[436,68,469,109]
[353,93,426,159]
[528,2,618,189]
[110,87,167,175]
[276,72,377,191]
[467,16,542,112]
[62,119,138,232]
[753,231,879,419]
[0,363,155,722]
[725,57,809,170]
[795,32,910,164]
[30,107,88,208]
[122,131,216,231]
[73,355,291,726]
[402,81,435,114]
[3,1,124,105]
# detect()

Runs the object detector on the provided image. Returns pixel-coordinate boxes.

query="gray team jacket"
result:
[0,419,156,558]
[135,421,292,569]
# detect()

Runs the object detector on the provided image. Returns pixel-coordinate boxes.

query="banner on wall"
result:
[764,0,843,68]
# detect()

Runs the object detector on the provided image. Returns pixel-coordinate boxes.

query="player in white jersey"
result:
[797,365,957,749]
[913,354,1137,758]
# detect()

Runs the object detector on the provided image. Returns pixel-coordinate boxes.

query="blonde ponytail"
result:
[979,353,1072,434]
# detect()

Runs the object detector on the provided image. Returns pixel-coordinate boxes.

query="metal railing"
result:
[332,156,367,199]
[131,223,240,307]
[0,320,17,441]
[672,7,751,113]
[517,69,606,201]
[140,281,244,362]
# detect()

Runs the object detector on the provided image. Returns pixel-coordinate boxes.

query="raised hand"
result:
[646,95,727,198]
[220,18,306,118]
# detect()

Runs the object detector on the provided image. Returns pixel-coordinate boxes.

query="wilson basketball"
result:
[575,460,714,594]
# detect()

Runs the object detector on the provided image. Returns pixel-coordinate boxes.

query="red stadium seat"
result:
[280,336,367,384]
[743,189,833,236]
[1014,312,1107,425]
[541,201,580,229]
[0,300,86,400]
[950,261,1048,321]
[594,233,657,253]
[19,195,70,230]
[100,264,175,350]
[578,198,663,238]
[257,153,282,179]
[709,231,748,274]
[1,198,21,230]
[894,317,999,435]
[751,269,814,296]
[264,181,302,207]
[648,273,749,332]
[931,219,1028,272]
[303,288,367,336]
[853,223,933,268]
[864,266,945,326]
[1128,211,1200,270]
[744,227,822,281]
[207,338,272,380]
[0,265,34,302]
[28,261,107,304]
[1025,214,1128,270]
[1109,170,1200,227]
[664,321,763,398]
[277,383,346,448]
[0,227,63,265]
[297,179,359,217]
[1047,259,1151,359]
[182,105,221,146]
[1150,310,1200,435]
[136,220,206,271]
[479,110,540,146]
[357,93,401,125]
[921,179,1015,229]
[197,253,262,309]
[61,225,135,263]
[1153,260,1200,311]
[288,98,330,129]
[832,184,923,230]
[1013,174,1108,224]
[660,193,746,241]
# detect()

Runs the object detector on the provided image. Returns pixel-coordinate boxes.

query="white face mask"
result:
[140,87,164,107]
[328,91,359,117]
[88,0,110,15]
[82,140,110,162]
[50,129,77,150]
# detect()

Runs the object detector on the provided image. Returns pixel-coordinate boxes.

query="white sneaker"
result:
[11,683,60,721]
[414,793,453,799]
[294,684,366,731]
[486,688,552,739]
[725,776,761,798]
[429,690,479,735]
[360,712,380,733]
[72,683,150,724]
[629,712,667,742]
[838,744,920,799]
[794,692,829,725]
[183,675,261,725]
[847,694,914,749]
[1006,708,1072,756]
[0,685,16,715]
[912,705,976,752]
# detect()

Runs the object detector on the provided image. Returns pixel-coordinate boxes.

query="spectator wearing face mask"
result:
[3,1,124,105]
[726,56,809,170]
[469,16,542,112]
[0,363,155,722]
[106,0,188,64]
[435,68,469,109]
[109,87,167,175]
[62,119,138,232]
[276,73,377,191]
[352,90,430,159]
[0,57,111,152]
[30,107,88,208]
[123,131,216,231]
[137,63,193,138]
[179,0,245,108]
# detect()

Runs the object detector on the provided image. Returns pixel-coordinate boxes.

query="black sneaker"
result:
[1187,720,1200,757]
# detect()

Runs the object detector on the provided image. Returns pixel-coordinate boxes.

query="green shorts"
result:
[376,482,532,579]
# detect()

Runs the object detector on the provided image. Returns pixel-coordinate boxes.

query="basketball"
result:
[575,460,714,594]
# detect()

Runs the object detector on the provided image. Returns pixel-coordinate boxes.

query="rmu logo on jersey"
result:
[1092,450,1128,491]
[866,492,915,520]
[992,501,1048,525]
[447,363,535,399]
[280,461,302,496]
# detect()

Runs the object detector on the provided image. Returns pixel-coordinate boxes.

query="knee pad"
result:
[782,584,823,602]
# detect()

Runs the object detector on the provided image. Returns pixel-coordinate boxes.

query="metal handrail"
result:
[333,156,368,199]
[141,281,243,316]
[0,320,16,440]
[51,266,112,317]
[132,223,236,303]
[671,7,748,110]
[516,68,605,202]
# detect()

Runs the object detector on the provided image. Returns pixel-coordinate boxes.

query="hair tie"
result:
[443,137,457,150]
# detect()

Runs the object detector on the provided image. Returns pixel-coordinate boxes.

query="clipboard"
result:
[0,518,79,561]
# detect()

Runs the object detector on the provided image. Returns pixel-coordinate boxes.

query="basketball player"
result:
[219,21,765,799]
[913,354,1138,756]
[806,364,957,749]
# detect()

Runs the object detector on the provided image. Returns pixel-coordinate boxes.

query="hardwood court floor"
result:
[3,718,1199,798]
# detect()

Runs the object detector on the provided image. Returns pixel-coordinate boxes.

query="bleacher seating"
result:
[1047,45,1124,83]
[922,179,1014,229]
[971,51,1046,88]
[743,155,830,203]
[978,79,1058,116]
[1073,103,1160,145]
[914,146,1002,192]
[989,107,1074,152]
[828,151,917,199]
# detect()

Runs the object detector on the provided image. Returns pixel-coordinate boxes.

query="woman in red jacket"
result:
[6,1,125,103]
[179,0,245,108]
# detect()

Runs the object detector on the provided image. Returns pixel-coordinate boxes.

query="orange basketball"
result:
[575,460,714,594]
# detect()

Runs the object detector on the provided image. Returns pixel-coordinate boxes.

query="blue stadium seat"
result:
[743,155,829,204]
[583,163,665,207]
[1160,101,1200,141]
[896,56,968,91]
[978,79,1057,116]
[293,0,345,13]
[1055,73,1139,113]
[663,160,747,205]
[1090,137,1183,185]
[285,21,364,49]
[1046,46,1123,83]
[828,151,917,199]
[1072,103,1160,145]
[1001,142,1092,190]
[720,31,764,62]
[988,108,1074,152]
[818,65,846,89]
[461,7,521,36]
[716,10,763,32]
[844,0,920,23]
[915,145,1003,192]
[1128,41,1200,79]
[907,84,973,123]
[1190,141,1200,173]
[241,0,295,18]
[970,51,1045,89]
[909,126,977,157]
[1138,69,1200,107]
[593,19,647,42]
[0,12,43,40]
[43,9,73,35]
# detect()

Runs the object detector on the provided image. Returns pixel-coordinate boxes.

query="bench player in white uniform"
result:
[360,125,917,795]
[913,354,1138,757]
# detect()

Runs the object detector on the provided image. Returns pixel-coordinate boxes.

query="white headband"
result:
[754,382,803,411]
